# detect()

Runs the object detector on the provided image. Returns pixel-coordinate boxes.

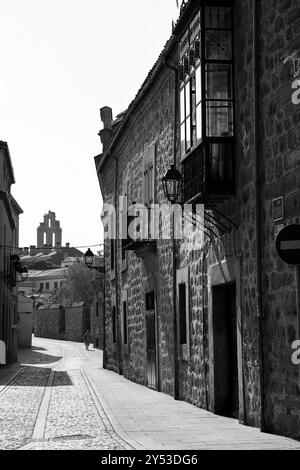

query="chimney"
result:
[30,245,36,256]
[99,106,113,153]
[100,107,112,129]
[23,247,29,256]
[66,243,70,248]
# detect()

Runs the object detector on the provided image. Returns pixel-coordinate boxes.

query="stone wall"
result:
[34,303,85,342]
[99,62,176,387]
[258,0,300,439]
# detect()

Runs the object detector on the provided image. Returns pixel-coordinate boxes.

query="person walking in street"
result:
[83,330,91,351]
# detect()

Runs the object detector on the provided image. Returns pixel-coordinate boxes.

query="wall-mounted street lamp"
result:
[10,254,28,282]
[161,165,183,205]
[84,249,95,269]
[84,249,104,273]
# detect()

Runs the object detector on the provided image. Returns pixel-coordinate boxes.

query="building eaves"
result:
[10,195,23,215]
[99,33,177,171]
[0,191,16,230]
[0,141,15,184]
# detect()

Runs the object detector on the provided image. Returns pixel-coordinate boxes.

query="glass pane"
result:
[196,103,202,141]
[181,123,186,155]
[185,81,190,117]
[191,76,196,126]
[206,101,233,137]
[196,66,201,105]
[205,6,232,29]
[206,64,232,99]
[190,10,201,43]
[180,87,185,124]
[205,30,232,60]
[209,141,233,182]
[180,29,190,60]
[186,116,191,150]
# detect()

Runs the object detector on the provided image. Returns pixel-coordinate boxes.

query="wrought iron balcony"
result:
[182,138,235,205]
[122,207,157,258]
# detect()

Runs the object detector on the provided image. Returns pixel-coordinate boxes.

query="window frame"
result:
[143,142,156,242]
[120,179,128,273]
[110,239,116,281]
[121,290,129,355]
[179,4,235,202]
[176,266,190,362]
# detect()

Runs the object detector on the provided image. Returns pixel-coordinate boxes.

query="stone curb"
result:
[82,367,146,451]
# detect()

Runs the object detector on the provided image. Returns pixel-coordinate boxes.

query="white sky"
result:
[0,0,180,251]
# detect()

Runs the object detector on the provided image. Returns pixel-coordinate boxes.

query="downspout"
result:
[164,55,180,400]
[113,154,122,376]
[102,242,107,369]
[253,0,265,431]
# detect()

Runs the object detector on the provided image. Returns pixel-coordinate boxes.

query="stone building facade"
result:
[95,0,300,440]
[34,302,87,342]
[0,141,23,364]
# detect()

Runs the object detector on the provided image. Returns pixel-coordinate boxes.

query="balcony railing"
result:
[122,205,157,256]
[182,138,235,204]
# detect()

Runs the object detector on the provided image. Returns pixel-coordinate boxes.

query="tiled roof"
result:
[27,268,67,279]
[20,251,57,261]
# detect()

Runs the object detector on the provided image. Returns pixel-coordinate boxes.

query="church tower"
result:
[37,211,62,248]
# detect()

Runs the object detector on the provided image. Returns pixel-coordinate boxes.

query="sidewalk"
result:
[85,364,300,450]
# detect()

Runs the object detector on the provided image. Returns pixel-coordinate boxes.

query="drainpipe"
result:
[253,0,265,432]
[113,154,122,376]
[164,54,180,400]
[102,242,107,369]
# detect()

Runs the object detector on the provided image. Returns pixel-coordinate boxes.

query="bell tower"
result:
[37,211,62,248]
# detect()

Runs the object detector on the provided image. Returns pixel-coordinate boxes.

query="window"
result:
[143,144,156,207]
[143,143,156,241]
[120,186,128,271]
[179,11,201,154]
[177,267,190,361]
[60,281,64,287]
[110,240,115,272]
[96,302,99,318]
[40,283,44,291]
[54,282,58,289]
[45,283,49,291]
[112,306,117,344]
[179,5,235,201]
[145,292,155,312]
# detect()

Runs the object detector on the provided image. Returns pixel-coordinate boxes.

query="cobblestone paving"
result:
[0,368,50,450]
[30,369,131,450]
[0,340,131,450]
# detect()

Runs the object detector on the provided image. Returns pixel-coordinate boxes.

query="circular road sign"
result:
[275,224,300,265]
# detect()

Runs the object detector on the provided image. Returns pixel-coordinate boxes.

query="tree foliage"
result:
[56,263,100,308]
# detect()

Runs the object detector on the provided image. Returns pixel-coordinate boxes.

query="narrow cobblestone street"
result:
[0,338,131,450]
[1,337,300,451]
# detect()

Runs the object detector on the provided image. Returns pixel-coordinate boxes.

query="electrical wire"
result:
[0,243,104,251]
